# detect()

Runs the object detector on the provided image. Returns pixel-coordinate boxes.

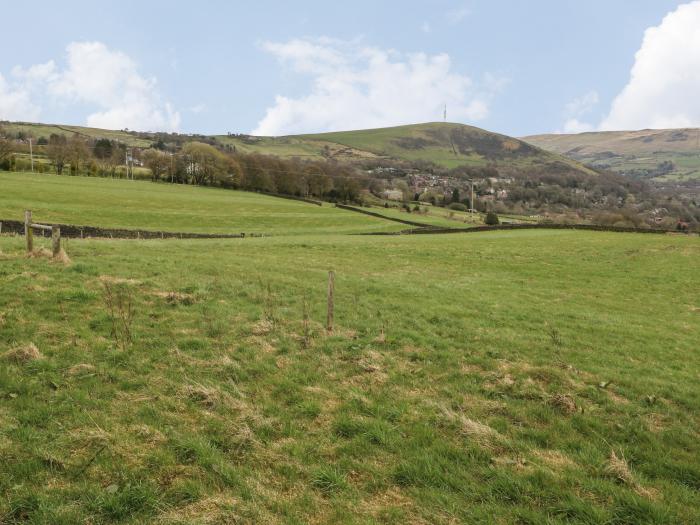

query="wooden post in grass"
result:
[51,226,61,258]
[326,270,335,333]
[24,210,33,253]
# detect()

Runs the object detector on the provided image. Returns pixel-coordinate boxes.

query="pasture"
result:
[0,229,698,524]
[0,172,404,236]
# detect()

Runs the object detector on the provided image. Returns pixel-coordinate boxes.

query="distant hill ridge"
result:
[2,120,594,177]
[523,128,700,181]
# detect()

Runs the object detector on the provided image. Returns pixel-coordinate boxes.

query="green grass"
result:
[363,204,484,228]
[0,172,404,235]
[1,230,698,523]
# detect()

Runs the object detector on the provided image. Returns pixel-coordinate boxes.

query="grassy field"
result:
[0,230,698,524]
[0,172,404,236]
[362,205,483,228]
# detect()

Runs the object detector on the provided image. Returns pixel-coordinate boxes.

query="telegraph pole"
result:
[28,138,34,173]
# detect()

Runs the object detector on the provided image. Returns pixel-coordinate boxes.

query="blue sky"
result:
[1,0,697,136]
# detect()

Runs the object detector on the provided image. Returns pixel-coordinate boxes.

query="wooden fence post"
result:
[326,270,335,333]
[24,210,33,253]
[51,226,61,258]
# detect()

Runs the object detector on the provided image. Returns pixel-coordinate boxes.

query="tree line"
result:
[0,129,368,202]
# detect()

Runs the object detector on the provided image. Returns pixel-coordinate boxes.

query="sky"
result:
[1,0,699,137]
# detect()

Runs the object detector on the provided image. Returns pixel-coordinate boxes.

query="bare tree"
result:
[68,135,90,175]
[46,134,69,175]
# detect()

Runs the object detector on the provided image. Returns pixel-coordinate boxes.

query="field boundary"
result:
[335,203,440,228]
[0,219,253,239]
[359,223,680,236]
[256,191,323,206]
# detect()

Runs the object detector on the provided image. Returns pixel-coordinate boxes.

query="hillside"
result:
[523,128,700,182]
[222,122,598,176]
[4,120,596,177]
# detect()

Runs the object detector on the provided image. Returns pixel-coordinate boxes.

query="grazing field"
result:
[0,172,403,236]
[359,205,483,228]
[1,230,698,524]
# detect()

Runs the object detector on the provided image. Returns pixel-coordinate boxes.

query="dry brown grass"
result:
[548,393,577,414]
[3,342,43,363]
[153,291,196,305]
[52,249,71,265]
[98,275,141,286]
[605,450,635,485]
[250,318,273,336]
[181,383,221,408]
[441,407,501,447]
[533,449,577,470]
[66,363,95,376]
[154,494,239,524]
[603,450,657,498]
[25,247,53,259]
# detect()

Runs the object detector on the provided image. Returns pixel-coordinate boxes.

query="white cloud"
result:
[253,38,504,136]
[1,42,180,132]
[561,90,598,133]
[601,0,700,130]
[0,73,41,121]
[562,119,595,134]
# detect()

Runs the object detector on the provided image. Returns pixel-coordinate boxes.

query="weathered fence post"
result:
[326,270,335,333]
[24,210,33,253]
[51,226,61,258]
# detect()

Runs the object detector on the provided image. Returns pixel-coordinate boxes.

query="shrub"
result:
[448,202,468,212]
[485,212,500,225]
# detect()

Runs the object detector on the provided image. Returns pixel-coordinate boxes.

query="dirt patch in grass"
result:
[3,342,43,363]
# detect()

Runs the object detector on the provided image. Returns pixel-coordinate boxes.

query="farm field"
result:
[0,172,404,236]
[363,205,483,228]
[0,230,698,524]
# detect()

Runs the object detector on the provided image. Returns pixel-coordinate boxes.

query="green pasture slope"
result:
[0,228,698,523]
[0,172,404,236]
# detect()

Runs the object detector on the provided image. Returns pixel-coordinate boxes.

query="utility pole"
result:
[28,138,34,173]
[443,103,447,122]
[468,179,475,217]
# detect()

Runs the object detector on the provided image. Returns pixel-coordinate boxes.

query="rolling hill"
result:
[4,120,596,177]
[523,128,700,182]
[221,122,598,176]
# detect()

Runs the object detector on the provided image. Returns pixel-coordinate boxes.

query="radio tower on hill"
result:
[443,103,447,122]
